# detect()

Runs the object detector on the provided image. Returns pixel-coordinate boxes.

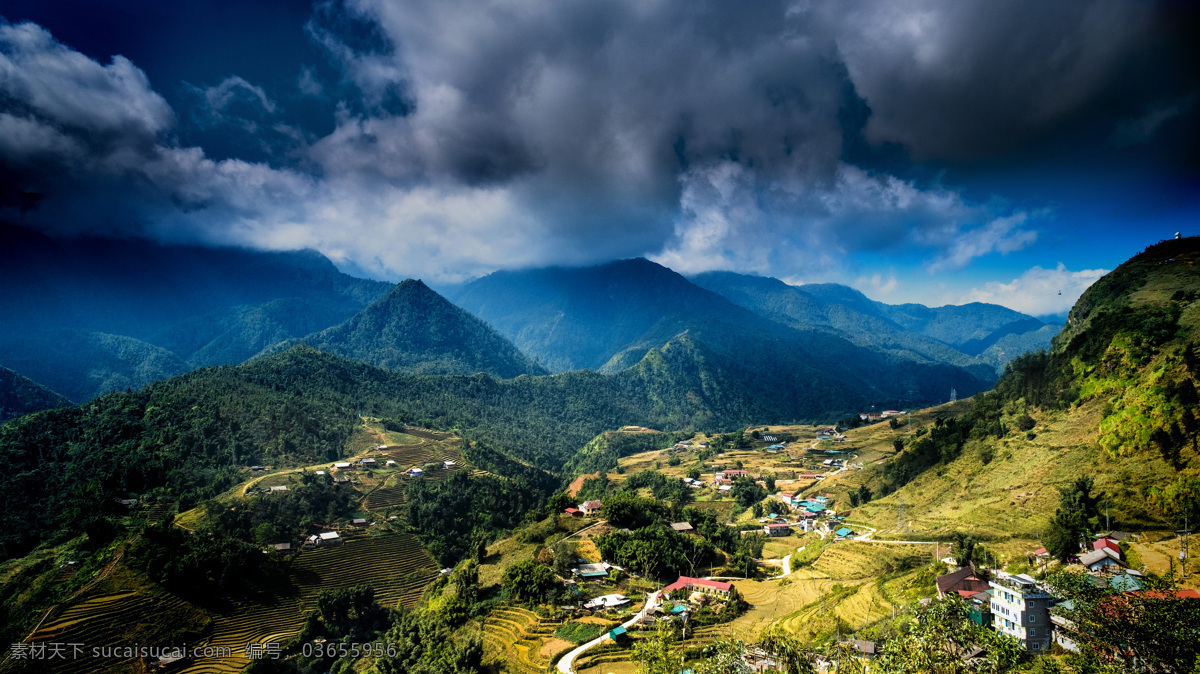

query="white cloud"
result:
[928,212,1039,272]
[0,22,173,138]
[855,272,900,296]
[196,75,277,115]
[946,263,1108,316]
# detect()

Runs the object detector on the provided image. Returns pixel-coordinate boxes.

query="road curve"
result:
[557,591,661,674]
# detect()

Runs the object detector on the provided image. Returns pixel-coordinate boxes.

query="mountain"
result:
[0,330,190,403]
[451,258,990,408]
[838,236,1200,543]
[450,257,752,372]
[0,366,71,423]
[689,271,1055,375]
[263,280,548,377]
[0,224,392,398]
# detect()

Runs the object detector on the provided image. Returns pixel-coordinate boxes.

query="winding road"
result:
[557,591,661,674]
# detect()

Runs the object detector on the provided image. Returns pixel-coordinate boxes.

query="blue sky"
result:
[1,0,1196,318]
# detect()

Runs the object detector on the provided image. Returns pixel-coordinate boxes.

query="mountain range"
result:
[1,225,1050,414]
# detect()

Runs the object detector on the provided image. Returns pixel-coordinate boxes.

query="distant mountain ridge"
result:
[0,224,392,400]
[0,366,71,423]
[689,272,1056,375]
[260,279,548,378]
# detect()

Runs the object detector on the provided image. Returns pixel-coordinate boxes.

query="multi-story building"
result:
[989,572,1053,653]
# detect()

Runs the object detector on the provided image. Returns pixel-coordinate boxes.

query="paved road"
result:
[557,591,661,674]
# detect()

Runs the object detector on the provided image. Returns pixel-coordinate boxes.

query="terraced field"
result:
[479,606,568,673]
[29,589,209,674]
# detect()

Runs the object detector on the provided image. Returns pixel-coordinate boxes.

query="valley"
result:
[0,237,1198,674]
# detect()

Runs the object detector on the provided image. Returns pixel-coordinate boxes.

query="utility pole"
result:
[897,494,908,535]
[1178,514,1192,579]
[1105,502,1110,532]
[950,388,957,403]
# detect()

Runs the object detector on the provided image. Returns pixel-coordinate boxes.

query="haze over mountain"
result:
[261,279,548,378]
[690,271,1056,376]
[0,224,391,400]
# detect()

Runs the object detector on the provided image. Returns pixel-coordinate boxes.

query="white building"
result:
[989,572,1053,653]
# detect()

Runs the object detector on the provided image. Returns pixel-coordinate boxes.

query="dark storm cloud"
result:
[0,1,1193,283]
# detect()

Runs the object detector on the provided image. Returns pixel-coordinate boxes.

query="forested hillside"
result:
[843,236,1200,539]
[0,366,70,423]
[261,279,548,377]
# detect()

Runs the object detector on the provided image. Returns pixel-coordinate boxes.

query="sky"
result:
[1,0,1197,318]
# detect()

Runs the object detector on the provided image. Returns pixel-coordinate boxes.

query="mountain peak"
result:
[275,279,547,378]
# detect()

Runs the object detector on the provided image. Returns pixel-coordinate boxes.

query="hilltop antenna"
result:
[897,493,908,535]
[950,388,957,404]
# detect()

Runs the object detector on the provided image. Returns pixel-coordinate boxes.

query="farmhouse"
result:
[663,576,736,600]
[268,485,288,493]
[272,543,291,552]
[360,457,377,468]
[764,523,792,537]
[406,467,425,477]
[352,518,368,526]
[1092,539,1121,556]
[1078,548,1122,572]
[670,522,695,534]
[574,563,610,579]
[443,460,456,468]
[717,469,749,480]
[306,531,342,547]
[584,593,630,610]
[333,462,352,470]
[333,476,351,484]
[385,460,396,467]
[579,500,603,516]
[936,567,990,598]
[564,507,583,517]
[835,527,855,538]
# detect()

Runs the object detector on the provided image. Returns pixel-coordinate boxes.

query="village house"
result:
[989,572,1053,653]
[859,412,883,422]
[352,518,368,526]
[574,563,611,579]
[579,500,603,516]
[333,462,352,471]
[663,576,737,600]
[443,460,456,468]
[584,593,629,610]
[268,485,288,493]
[564,507,582,517]
[406,466,425,477]
[306,531,342,547]
[936,566,990,598]
[1078,548,1122,572]
[670,522,695,534]
[272,543,291,552]
[764,522,792,537]
[1092,538,1121,556]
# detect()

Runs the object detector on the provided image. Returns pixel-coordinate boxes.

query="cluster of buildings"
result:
[935,536,1199,657]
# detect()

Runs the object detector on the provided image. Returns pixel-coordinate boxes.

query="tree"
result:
[951,531,978,567]
[857,484,872,504]
[1045,477,1102,563]
[874,596,1021,674]
[632,620,678,674]
[601,492,664,529]
[502,560,557,604]
[553,541,578,577]
[452,559,479,606]
[1045,569,1200,673]
[731,477,766,508]
[687,466,701,481]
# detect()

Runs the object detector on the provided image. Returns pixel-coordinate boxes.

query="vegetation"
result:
[595,526,718,580]
[1045,569,1200,673]
[0,365,71,423]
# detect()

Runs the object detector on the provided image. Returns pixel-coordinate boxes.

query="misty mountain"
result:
[450,258,750,372]
[262,280,548,378]
[451,257,991,407]
[0,366,71,423]
[0,330,190,403]
[689,272,1055,375]
[0,224,393,398]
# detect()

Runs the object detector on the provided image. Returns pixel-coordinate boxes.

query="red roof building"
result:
[564,508,582,517]
[663,576,736,599]
[1093,539,1121,555]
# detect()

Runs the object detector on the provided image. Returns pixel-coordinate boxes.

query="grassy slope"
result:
[4,419,459,673]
